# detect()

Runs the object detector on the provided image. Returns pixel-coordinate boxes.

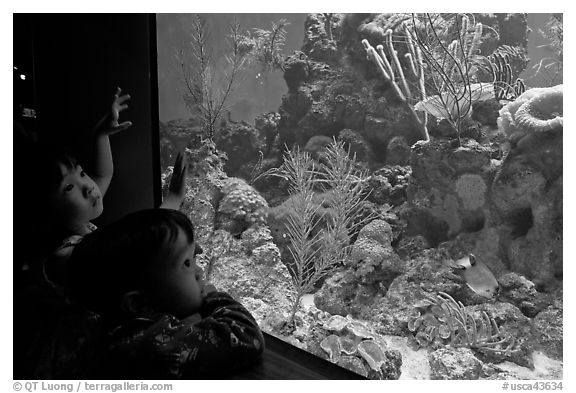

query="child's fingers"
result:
[107,122,132,135]
[116,104,130,113]
[116,94,131,104]
[117,121,132,129]
[202,284,217,296]
[181,152,192,173]
[179,165,187,188]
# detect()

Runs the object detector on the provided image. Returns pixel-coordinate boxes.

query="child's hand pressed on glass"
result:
[201,283,217,298]
[161,152,188,209]
[169,152,187,200]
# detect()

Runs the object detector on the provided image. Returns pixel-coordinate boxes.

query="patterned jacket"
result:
[101,291,265,379]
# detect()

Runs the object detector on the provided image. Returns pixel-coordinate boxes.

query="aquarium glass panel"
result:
[156,13,563,379]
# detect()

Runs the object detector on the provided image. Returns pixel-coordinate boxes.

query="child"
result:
[66,208,265,379]
[18,87,187,283]
[13,89,187,379]
[17,87,133,272]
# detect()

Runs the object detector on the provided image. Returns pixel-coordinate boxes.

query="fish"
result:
[450,253,499,299]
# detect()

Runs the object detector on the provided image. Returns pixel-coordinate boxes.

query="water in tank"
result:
[156,13,563,380]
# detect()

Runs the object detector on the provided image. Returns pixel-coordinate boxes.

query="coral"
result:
[407,292,520,356]
[254,112,281,155]
[372,165,412,206]
[385,136,411,166]
[303,135,333,161]
[318,316,402,379]
[339,337,357,355]
[497,85,563,140]
[337,356,368,377]
[472,99,502,127]
[348,236,404,284]
[216,177,269,235]
[455,174,487,210]
[429,191,461,237]
[214,120,265,177]
[323,315,349,333]
[320,335,341,362]
[514,85,563,133]
[313,269,387,317]
[498,273,552,318]
[302,14,343,62]
[240,226,274,251]
[406,138,493,244]
[251,243,282,266]
[429,347,483,380]
[337,128,372,164]
[347,321,375,340]
[362,31,429,142]
[396,235,430,259]
[356,219,393,248]
[357,340,386,371]
[530,302,563,361]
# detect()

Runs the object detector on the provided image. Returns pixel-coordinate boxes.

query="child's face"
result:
[48,164,103,230]
[150,227,205,318]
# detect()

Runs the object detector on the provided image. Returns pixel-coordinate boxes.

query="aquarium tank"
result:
[156,13,563,380]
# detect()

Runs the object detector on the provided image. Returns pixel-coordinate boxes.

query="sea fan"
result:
[414,83,494,120]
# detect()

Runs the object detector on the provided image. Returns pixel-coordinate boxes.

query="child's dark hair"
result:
[67,208,195,318]
[25,141,81,195]
[39,150,79,191]
[16,141,81,264]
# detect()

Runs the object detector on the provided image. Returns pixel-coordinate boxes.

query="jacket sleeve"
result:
[107,291,265,379]
[184,291,265,375]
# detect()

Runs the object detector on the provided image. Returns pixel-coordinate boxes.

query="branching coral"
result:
[407,292,519,356]
[361,27,429,142]
[408,14,494,146]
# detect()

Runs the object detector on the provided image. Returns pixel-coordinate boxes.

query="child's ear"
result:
[121,290,154,317]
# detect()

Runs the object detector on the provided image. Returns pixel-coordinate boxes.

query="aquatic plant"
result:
[486,51,526,101]
[276,140,373,324]
[179,15,249,140]
[240,19,289,74]
[408,292,520,356]
[407,13,495,145]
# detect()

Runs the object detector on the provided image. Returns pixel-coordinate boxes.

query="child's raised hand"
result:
[95,87,133,136]
[169,152,187,199]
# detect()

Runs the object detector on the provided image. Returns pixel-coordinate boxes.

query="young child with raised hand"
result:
[19,87,133,270]
[20,87,187,282]
[67,208,265,379]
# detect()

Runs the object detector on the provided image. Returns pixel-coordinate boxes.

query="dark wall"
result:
[14,14,159,226]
